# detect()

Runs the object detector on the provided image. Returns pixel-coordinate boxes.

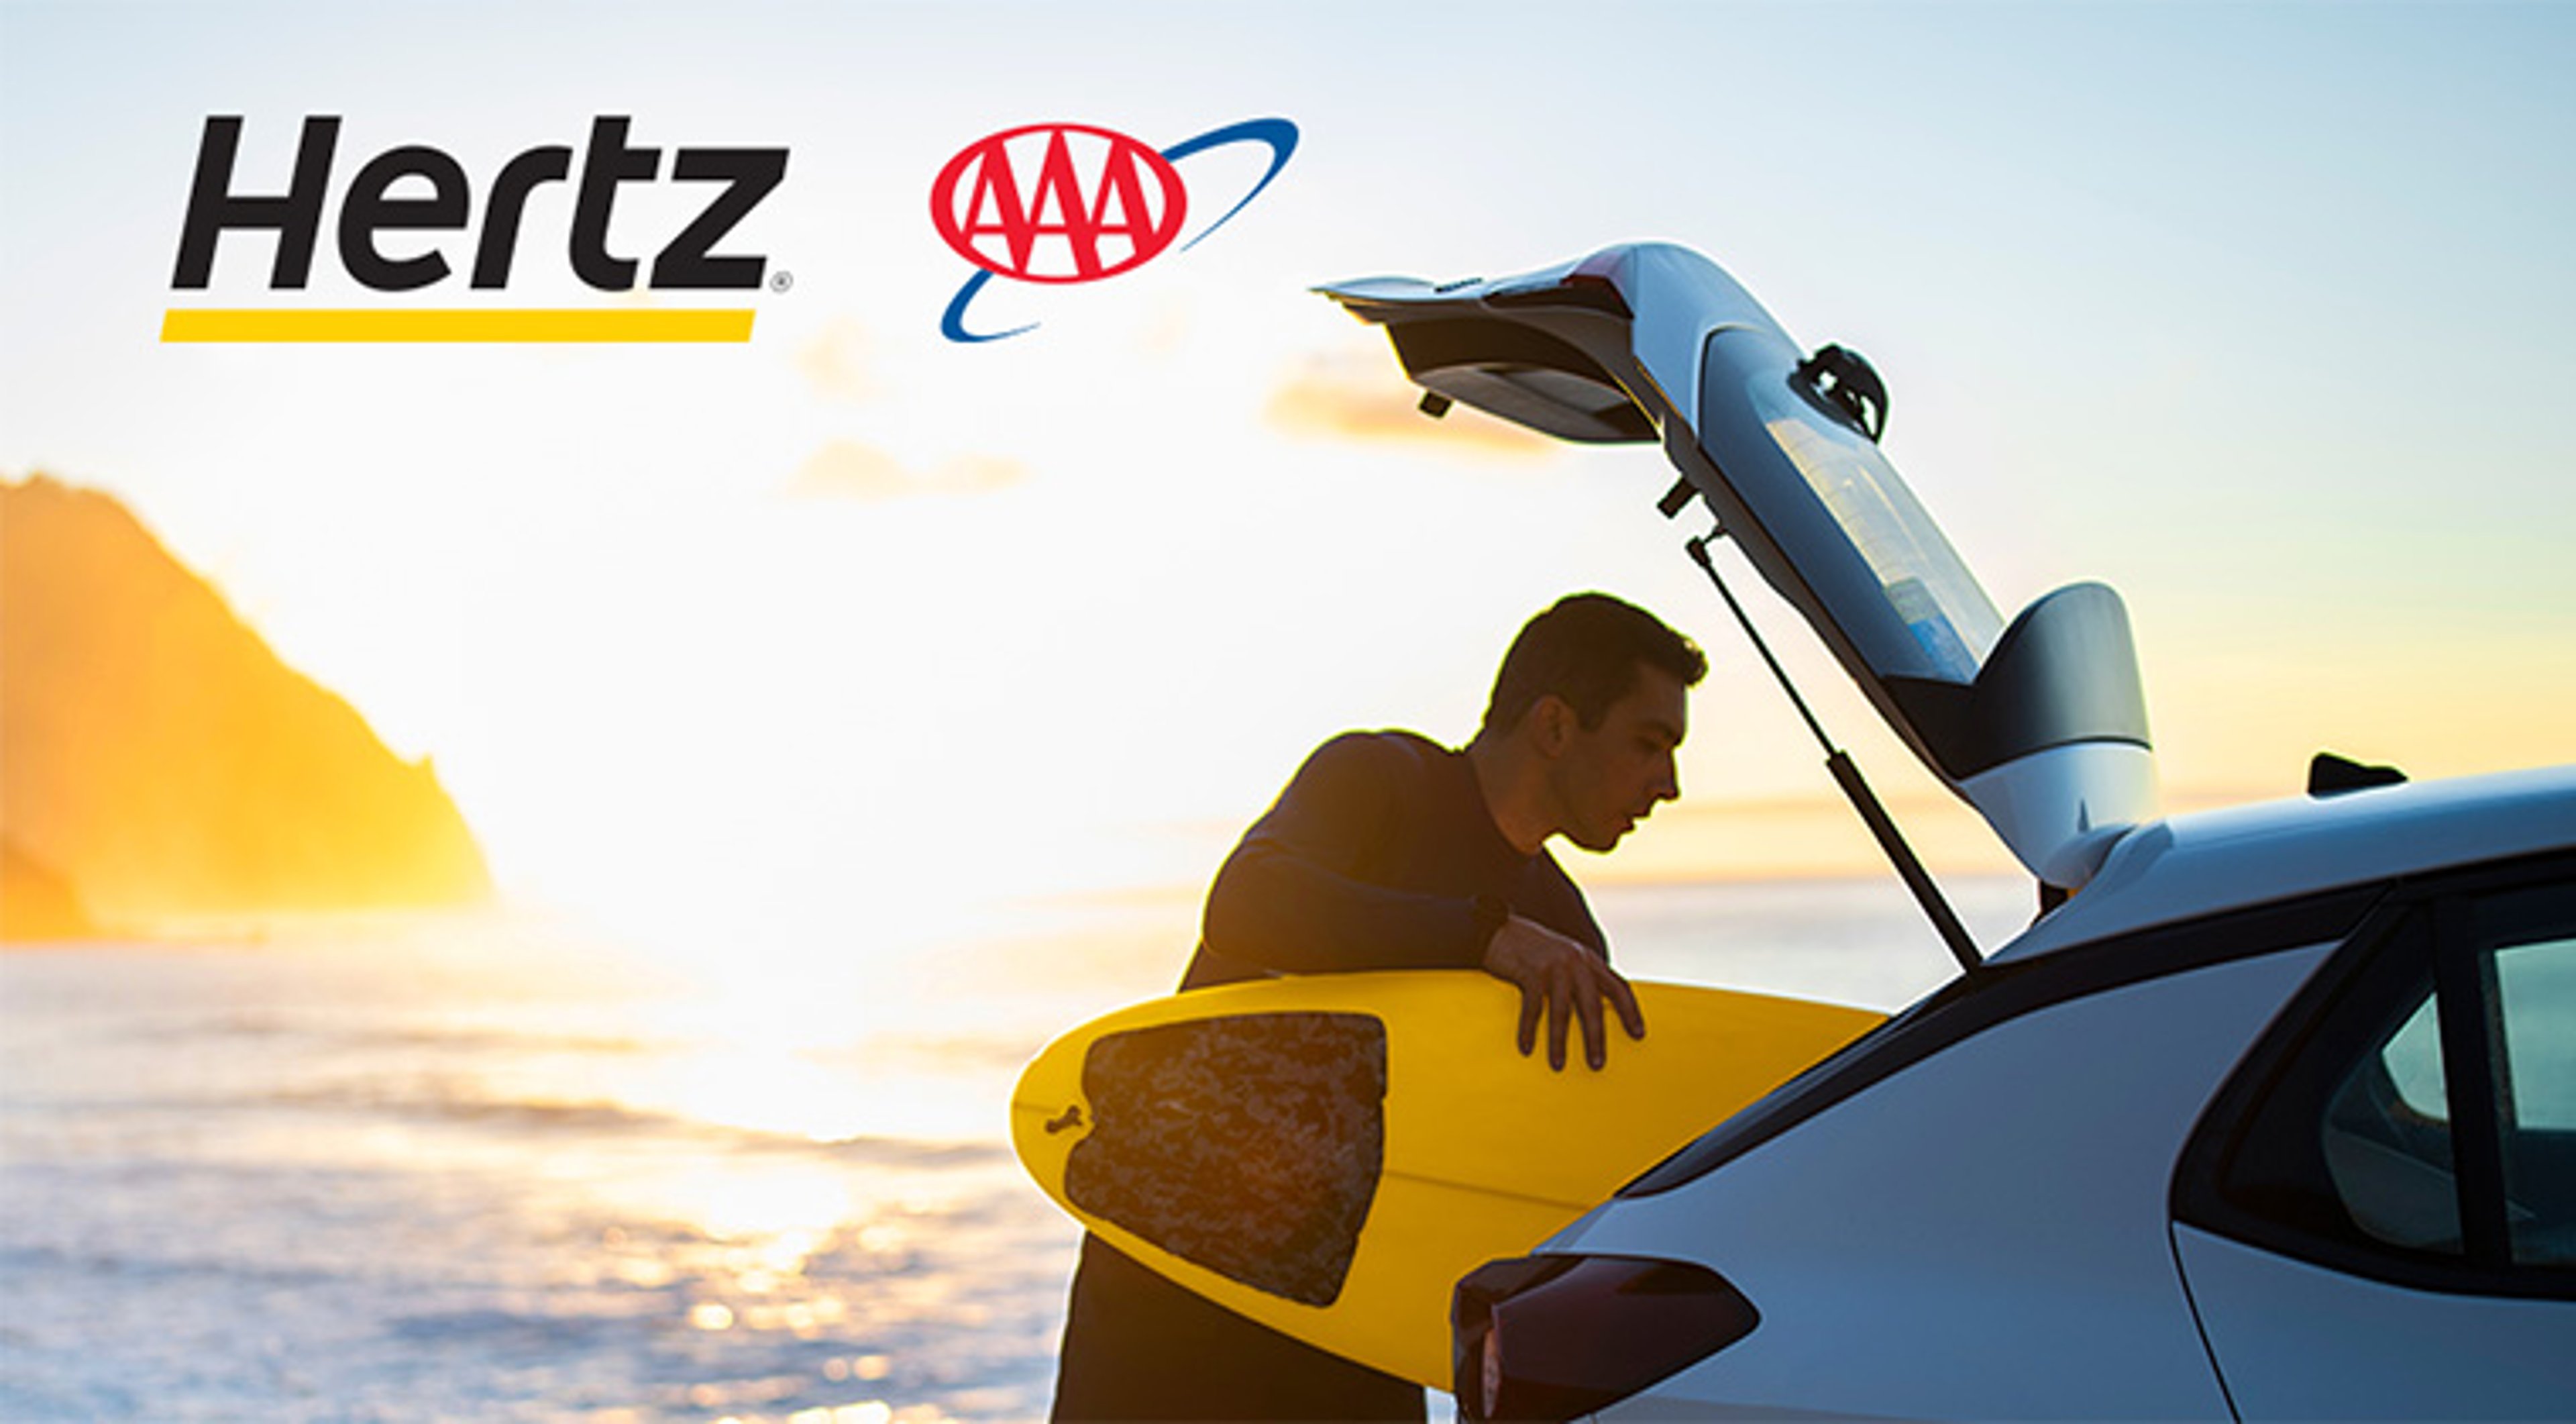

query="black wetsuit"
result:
[1050,730,1607,1422]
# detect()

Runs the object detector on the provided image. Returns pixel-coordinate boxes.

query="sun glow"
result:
[650,1162,859,1246]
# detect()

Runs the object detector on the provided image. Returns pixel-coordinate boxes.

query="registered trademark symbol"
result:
[769,270,794,293]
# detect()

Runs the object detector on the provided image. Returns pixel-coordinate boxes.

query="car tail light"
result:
[1451,1254,1758,1421]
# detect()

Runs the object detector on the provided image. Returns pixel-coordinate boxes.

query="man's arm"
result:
[1203,733,1648,1070]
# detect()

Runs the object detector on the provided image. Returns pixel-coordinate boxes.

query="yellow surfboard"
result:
[1012,972,1882,1387]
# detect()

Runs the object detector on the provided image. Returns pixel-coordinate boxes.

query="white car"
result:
[1322,247,2576,1420]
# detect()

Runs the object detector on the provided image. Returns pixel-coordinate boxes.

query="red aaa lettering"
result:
[932,125,1189,284]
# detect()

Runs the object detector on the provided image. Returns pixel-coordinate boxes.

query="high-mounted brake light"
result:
[1452,1254,1758,1421]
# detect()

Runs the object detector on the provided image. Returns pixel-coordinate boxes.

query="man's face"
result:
[1548,664,1688,853]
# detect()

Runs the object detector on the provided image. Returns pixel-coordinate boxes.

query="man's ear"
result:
[1529,693,1576,756]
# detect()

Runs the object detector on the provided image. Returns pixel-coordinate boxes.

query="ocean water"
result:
[0,876,2037,1423]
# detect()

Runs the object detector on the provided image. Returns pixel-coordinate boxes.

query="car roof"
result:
[1989,763,2576,964]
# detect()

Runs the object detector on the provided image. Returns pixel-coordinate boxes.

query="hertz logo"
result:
[162,115,787,343]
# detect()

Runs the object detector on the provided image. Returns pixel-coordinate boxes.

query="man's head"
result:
[1475,594,1707,852]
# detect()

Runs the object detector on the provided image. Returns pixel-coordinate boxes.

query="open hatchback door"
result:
[1320,244,2155,889]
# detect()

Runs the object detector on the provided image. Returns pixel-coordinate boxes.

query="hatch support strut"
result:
[1682,531,1984,976]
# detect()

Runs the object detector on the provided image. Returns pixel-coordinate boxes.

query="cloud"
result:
[1133,294,1193,360]
[788,440,1027,502]
[1264,350,1558,458]
[796,318,880,405]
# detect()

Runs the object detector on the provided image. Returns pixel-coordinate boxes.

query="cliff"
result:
[0,475,491,935]
[0,837,100,939]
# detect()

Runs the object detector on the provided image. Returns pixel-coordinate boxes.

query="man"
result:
[1051,592,1707,1421]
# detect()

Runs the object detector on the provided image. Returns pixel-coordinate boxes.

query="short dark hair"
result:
[1479,593,1706,738]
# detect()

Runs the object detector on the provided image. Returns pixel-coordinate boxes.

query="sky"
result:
[3,0,2572,954]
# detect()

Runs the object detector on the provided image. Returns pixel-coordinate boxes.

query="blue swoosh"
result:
[939,269,1036,344]
[1161,118,1299,253]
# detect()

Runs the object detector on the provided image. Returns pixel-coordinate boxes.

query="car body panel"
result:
[1996,766,2576,964]
[1553,946,2332,1420]
[2174,1224,2576,1418]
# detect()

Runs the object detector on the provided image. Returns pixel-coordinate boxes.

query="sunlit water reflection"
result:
[0,878,2033,1421]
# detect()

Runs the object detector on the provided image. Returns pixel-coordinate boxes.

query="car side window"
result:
[2489,912,2575,1266]
[2321,974,2458,1254]
[2198,870,2576,1292]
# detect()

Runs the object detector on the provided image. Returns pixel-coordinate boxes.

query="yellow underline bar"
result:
[160,308,757,343]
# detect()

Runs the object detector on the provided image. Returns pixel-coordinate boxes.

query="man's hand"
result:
[1481,915,1647,1071]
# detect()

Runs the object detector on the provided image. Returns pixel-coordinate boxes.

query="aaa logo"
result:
[932,125,1187,283]
[930,117,1297,343]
